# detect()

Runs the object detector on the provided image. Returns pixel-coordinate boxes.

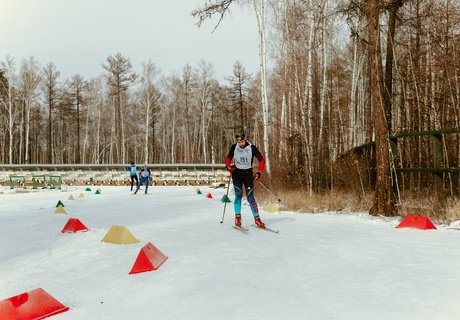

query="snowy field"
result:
[1,185,460,320]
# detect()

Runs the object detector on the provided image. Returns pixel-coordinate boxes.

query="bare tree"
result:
[383,0,404,134]
[139,60,161,164]
[0,69,7,163]
[18,57,41,164]
[182,64,194,162]
[195,60,215,164]
[227,60,251,132]
[252,0,271,175]
[84,78,104,164]
[0,56,18,164]
[69,74,87,163]
[103,53,136,164]
[41,62,60,163]
[193,0,272,174]
[364,0,397,216]
[162,74,182,163]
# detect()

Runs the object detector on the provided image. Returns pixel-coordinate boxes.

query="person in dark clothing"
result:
[129,162,139,191]
[134,165,151,195]
[225,133,266,228]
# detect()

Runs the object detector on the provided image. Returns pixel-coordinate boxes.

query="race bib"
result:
[234,144,252,170]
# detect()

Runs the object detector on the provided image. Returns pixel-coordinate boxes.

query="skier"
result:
[129,162,139,192]
[134,165,151,195]
[225,133,266,228]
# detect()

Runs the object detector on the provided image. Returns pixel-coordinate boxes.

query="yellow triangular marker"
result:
[79,193,85,198]
[263,203,279,213]
[55,206,68,214]
[68,195,75,200]
[101,225,139,244]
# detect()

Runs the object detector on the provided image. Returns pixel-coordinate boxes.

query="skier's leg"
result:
[244,177,260,217]
[145,178,149,193]
[134,178,142,193]
[130,176,134,191]
[232,174,243,215]
[248,186,265,227]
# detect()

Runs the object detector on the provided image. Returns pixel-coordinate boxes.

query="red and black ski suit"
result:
[225,141,265,217]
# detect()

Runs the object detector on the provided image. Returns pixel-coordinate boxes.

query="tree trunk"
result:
[367,0,397,217]
[25,99,30,164]
[253,0,271,175]
[76,87,81,163]
[384,0,403,134]
[8,88,14,164]
[83,103,90,163]
[144,91,150,164]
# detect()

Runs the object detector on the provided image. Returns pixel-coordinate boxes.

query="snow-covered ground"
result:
[1,185,460,320]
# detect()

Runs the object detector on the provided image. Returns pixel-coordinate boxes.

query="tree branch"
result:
[191,0,235,33]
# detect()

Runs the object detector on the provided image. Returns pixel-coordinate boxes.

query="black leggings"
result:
[130,175,139,190]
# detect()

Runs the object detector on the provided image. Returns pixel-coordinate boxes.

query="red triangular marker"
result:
[396,215,437,230]
[61,218,89,233]
[129,242,168,274]
[0,288,69,319]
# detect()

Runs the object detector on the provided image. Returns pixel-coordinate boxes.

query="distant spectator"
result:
[134,165,151,195]
[129,162,139,192]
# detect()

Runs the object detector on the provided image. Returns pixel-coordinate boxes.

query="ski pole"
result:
[257,180,281,203]
[220,175,232,224]
[241,170,281,203]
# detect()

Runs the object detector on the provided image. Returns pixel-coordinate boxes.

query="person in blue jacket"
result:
[129,162,138,191]
[134,165,151,195]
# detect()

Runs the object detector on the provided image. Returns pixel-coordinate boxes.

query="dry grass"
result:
[256,187,373,213]
[398,193,460,223]
[446,200,460,222]
[255,184,460,223]
[252,167,460,222]
[15,189,32,194]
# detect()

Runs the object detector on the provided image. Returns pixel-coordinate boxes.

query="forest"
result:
[1,0,459,216]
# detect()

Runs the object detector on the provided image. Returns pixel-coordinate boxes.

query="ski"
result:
[251,225,279,234]
[232,225,249,233]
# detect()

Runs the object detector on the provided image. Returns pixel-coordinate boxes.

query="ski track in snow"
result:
[1,186,460,320]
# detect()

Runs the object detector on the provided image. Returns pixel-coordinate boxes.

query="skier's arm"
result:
[252,145,265,177]
[225,144,237,171]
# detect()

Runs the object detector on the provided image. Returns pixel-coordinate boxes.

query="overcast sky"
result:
[0,0,260,81]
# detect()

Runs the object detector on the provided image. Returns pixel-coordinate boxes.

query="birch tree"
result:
[196,60,215,164]
[0,56,18,164]
[139,60,161,164]
[162,74,182,163]
[18,57,41,164]
[85,78,104,163]
[193,0,272,174]
[181,64,194,162]
[0,69,7,163]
